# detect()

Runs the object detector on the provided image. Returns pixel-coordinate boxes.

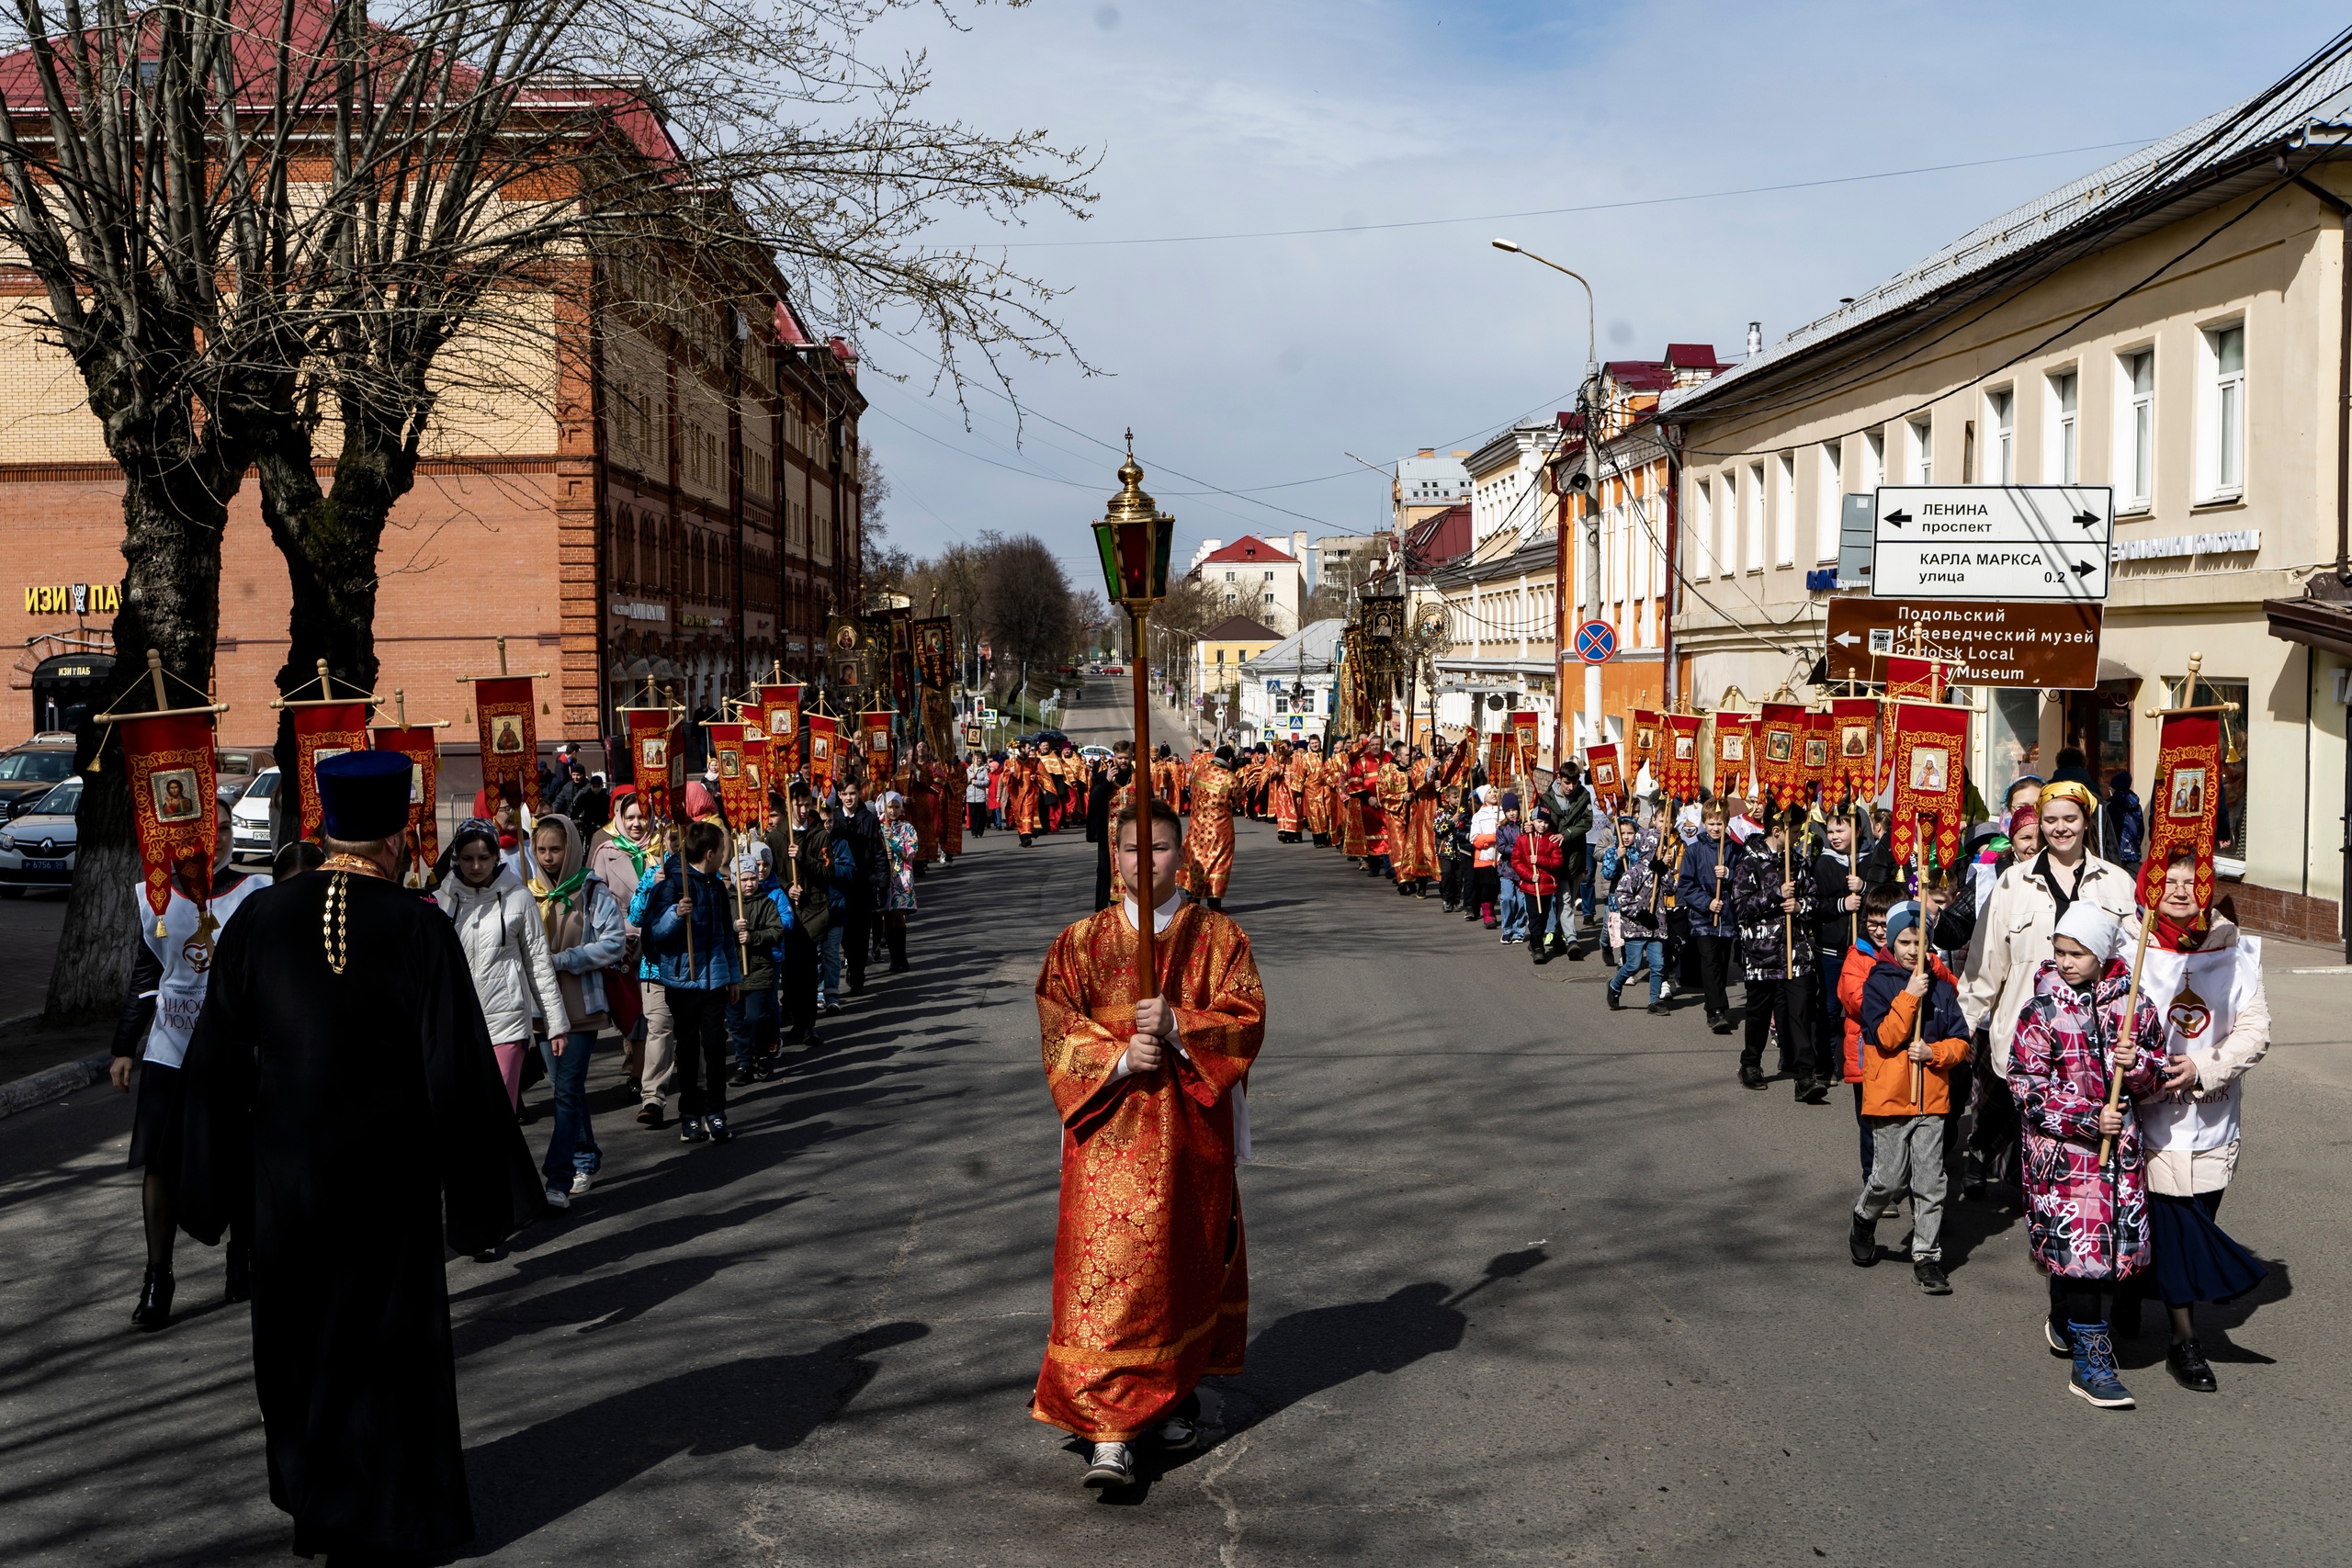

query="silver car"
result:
[0,775,80,895]
[232,768,279,861]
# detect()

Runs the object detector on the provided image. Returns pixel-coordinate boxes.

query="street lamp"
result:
[1090,431,1176,994]
[1492,238,1597,383]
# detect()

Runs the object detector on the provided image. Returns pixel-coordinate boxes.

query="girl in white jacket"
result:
[436,818,571,1107]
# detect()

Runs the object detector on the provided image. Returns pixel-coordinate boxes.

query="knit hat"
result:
[1501,791,1520,811]
[2053,902,2123,962]
[1885,900,1923,942]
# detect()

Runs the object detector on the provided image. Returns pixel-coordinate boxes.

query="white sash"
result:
[137,875,266,1070]
[2134,935,2260,1151]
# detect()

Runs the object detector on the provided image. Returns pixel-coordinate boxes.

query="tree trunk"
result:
[46,462,231,1019]
[254,416,407,847]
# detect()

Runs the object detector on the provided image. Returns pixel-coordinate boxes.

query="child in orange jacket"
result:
[1838,886,1900,1183]
[1846,900,1971,1293]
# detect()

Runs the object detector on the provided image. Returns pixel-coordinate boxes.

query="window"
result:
[1745,461,1765,570]
[2119,347,2155,510]
[1691,478,1713,579]
[1986,689,2043,805]
[1224,570,1236,582]
[1908,416,1933,484]
[1862,428,1885,494]
[1773,452,1795,566]
[1719,471,1737,575]
[1988,388,2015,482]
[2165,674,2249,871]
[2047,369,2079,483]
[2199,321,2245,500]
[1817,439,1843,563]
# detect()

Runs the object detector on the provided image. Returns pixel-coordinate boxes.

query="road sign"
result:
[1869,485,2112,602]
[981,706,999,724]
[1573,620,1618,664]
[1826,597,2103,690]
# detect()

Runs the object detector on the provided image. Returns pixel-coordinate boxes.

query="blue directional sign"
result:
[1574,620,1617,665]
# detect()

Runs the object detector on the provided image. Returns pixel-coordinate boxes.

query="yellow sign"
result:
[25,583,119,615]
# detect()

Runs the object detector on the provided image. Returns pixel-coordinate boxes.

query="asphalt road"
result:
[2,684,2343,1564]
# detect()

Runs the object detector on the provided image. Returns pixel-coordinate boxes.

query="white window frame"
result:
[1986,386,2016,483]
[2197,318,2246,503]
[1816,439,1843,563]
[1908,416,1933,484]
[1691,477,1713,580]
[2045,367,2079,483]
[1862,427,1885,494]
[1718,471,1737,577]
[1773,451,1796,566]
[1746,461,1766,571]
[2117,345,2156,513]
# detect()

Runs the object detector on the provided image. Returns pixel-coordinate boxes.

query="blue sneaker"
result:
[2067,1322,2134,1409]
[679,1115,707,1145]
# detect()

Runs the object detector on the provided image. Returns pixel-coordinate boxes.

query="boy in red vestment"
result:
[1032,801,1264,1488]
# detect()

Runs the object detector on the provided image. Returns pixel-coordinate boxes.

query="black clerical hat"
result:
[317,750,413,840]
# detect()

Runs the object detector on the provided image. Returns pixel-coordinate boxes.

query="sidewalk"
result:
[2250,929,2352,1095]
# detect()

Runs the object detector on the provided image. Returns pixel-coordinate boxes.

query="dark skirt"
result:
[128,1059,182,1170]
[2148,1189,2267,1307]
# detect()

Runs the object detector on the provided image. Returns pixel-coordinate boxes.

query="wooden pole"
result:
[729,829,751,974]
[1129,604,1159,1005]
[1781,807,1794,973]
[1910,811,1928,1109]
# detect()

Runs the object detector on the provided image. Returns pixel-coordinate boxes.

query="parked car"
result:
[0,734,78,818]
[1077,744,1114,763]
[0,774,80,895]
[232,767,280,861]
[1100,665,1125,675]
[216,748,270,809]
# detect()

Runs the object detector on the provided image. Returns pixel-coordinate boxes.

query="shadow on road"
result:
[460,1321,929,1556]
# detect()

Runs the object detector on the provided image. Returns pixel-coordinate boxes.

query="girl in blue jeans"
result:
[1605,812,1669,1012]
[530,815,629,1207]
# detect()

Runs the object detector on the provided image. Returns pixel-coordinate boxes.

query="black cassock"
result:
[176,868,541,1561]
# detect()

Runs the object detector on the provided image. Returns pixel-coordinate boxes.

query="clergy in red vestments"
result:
[1033,799,1264,1489]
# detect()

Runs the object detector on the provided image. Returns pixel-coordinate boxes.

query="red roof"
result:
[1203,615,1281,642]
[1198,535,1297,566]
[1666,343,1723,370]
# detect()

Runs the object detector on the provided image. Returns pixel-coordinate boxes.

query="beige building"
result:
[1663,68,2352,942]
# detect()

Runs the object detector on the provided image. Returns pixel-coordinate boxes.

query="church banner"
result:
[1628,708,1660,782]
[472,675,538,810]
[2140,708,2222,911]
[1885,654,1944,704]
[1713,711,1753,800]
[1508,710,1540,778]
[741,727,772,821]
[290,701,369,840]
[758,682,803,775]
[1659,713,1703,802]
[707,721,757,826]
[369,724,441,875]
[1889,700,1970,873]
[913,616,955,689]
[806,712,841,790]
[1800,708,1834,804]
[121,710,219,936]
[1756,702,1808,810]
[626,705,682,822]
[1830,696,1883,807]
[1585,741,1623,816]
[860,708,895,780]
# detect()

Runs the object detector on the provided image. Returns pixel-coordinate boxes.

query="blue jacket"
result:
[1676,833,1740,938]
[631,855,745,991]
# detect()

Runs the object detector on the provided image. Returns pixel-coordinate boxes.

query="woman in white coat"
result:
[1959,778,2140,1193]
[436,817,570,1109]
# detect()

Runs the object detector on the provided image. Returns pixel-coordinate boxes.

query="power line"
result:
[927,139,2164,251]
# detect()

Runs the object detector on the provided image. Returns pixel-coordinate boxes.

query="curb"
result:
[0,1023,111,1119]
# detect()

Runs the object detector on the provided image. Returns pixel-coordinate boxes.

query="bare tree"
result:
[0,0,1095,1012]
[977,533,1076,709]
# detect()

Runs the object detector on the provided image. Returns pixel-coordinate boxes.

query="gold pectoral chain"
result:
[323,871,351,975]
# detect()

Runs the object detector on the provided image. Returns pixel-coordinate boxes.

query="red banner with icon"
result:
[860,709,895,780]
[121,711,219,934]
[708,722,757,826]
[626,706,681,822]
[741,728,772,824]
[2140,709,2222,911]
[758,682,803,775]
[290,702,370,840]
[1628,709,1660,780]
[370,725,441,874]
[473,676,538,810]
[1889,700,1971,872]
[1659,712,1703,802]
[1508,710,1539,777]
[1756,702,1807,809]
[1801,708,1834,804]
[806,713,841,790]
[1585,741,1623,815]
[1886,655,1944,704]
[1713,712,1753,800]
[1830,697,1882,807]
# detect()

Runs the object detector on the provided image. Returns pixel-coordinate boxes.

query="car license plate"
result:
[24,859,63,872]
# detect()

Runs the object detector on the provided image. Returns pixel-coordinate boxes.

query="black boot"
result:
[224,1240,251,1304]
[2166,1337,2217,1392]
[132,1266,175,1331]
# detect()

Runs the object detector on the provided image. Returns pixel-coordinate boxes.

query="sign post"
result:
[1826,598,2103,689]
[1870,485,2112,602]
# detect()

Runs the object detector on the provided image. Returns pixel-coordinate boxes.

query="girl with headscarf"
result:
[879,791,919,974]
[526,814,628,1208]
[590,786,664,1121]
[2124,851,2270,1392]
[435,818,571,1120]
[2008,902,2165,1410]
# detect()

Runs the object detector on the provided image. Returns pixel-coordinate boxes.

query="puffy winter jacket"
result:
[1855,951,1968,1115]
[1675,832,1740,939]
[632,855,746,991]
[435,866,571,1043]
[1509,829,1565,897]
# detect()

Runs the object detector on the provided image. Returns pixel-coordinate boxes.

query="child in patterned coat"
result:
[2008,901,2165,1410]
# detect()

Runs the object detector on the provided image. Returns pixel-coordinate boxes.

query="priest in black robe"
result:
[175,748,542,1563]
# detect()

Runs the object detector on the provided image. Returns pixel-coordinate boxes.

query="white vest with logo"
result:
[136,874,266,1070]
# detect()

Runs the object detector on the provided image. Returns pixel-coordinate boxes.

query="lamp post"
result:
[1091,432,1177,996]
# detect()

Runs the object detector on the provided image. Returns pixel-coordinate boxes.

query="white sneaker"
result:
[544,1182,571,1211]
[569,1169,594,1197]
[1082,1441,1135,1488]
[1156,1415,1199,1451]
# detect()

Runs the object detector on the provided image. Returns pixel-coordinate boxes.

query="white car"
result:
[0,775,81,895]
[232,767,280,861]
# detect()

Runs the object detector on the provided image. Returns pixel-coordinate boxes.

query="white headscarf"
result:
[2053,902,2123,963]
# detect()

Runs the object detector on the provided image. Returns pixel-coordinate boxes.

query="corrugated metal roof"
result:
[1667,51,2352,415]
[1240,619,1345,675]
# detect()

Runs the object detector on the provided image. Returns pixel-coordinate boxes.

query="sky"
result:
[843,0,2352,582]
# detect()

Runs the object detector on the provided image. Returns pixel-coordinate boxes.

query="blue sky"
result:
[849,1,2352,579]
